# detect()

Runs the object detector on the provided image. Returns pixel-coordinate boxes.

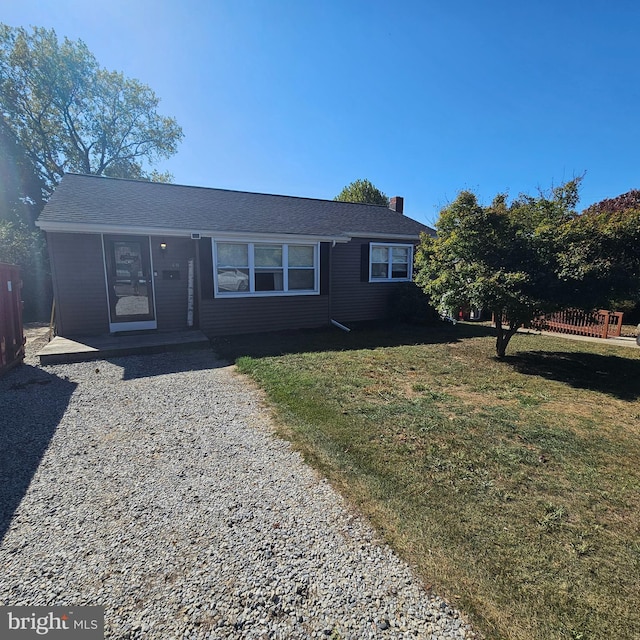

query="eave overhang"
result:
[343,231,424,241]
[35,220,351,243]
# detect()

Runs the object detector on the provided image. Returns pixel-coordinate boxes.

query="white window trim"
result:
[369,242,414,283]
[213,240,320,297]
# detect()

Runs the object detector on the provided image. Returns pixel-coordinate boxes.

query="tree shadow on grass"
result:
[505,350,640,400]
[211,321,494,361]
[0,364,77,543]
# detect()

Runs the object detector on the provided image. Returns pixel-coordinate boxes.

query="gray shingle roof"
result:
[37,174,433,239]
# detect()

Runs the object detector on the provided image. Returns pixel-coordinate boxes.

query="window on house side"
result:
[255,244,284,291]
[215,241,319,296]
[217,243,250,292]
[369,243,413,282]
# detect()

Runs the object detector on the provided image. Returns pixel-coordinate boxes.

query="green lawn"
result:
[214,323,640,640]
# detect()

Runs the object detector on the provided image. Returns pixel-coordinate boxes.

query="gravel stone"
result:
[1,347,480,639]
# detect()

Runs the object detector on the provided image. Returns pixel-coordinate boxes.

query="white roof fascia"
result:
[207,231,350,243]
[36,220,350,243]
[36,220,194,236]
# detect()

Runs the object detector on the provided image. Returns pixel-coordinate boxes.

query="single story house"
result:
[36,174,433,337]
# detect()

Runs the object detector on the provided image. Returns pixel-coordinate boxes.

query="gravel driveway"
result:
[0,343,477,639]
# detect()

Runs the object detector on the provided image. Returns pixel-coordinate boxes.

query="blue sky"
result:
[2,0,640,225]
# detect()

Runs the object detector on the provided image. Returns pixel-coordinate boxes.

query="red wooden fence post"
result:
[599,310,610,339]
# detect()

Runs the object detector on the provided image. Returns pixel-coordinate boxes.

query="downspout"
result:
[331,319,351,332]
[47,232,62,337]
[328,240,351,332]
[327,240,334,326]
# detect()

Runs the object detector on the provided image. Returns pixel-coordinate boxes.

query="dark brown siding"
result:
[150,236,196,331]
[197,239,331,336]
[48,232,110,336]
[49,233,408,338]
[200,295,329,336]
[330,237,412,323]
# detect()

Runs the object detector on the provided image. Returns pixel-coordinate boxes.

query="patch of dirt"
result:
[446,388,512,409]
[543,398,640,437]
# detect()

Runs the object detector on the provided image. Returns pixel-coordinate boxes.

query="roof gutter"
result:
[343,231,426,241]
[35,220,350,243]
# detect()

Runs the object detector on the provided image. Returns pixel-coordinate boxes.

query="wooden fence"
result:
[0,263,25,375]
[530,309,623,339]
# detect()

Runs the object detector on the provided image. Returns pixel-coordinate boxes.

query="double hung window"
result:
[369,243,413,281]
[215,241,318,295]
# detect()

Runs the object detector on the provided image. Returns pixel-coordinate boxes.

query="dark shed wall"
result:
[48,232,109,336]
[330,237,410,323]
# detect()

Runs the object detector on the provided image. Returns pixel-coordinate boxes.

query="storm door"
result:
[103,235,157,331]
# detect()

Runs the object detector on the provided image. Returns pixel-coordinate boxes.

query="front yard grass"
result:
[214,323,640,640]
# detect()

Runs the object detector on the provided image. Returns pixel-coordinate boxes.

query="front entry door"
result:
[104,235,157,331]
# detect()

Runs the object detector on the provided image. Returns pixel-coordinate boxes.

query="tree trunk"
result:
[494,311,519,358]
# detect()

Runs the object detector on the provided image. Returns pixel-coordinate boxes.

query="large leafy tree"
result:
[0,24,183,319]
[1,117,45,223]
[0,118,50,319]
[415,180,590,357]
[335,178,389,206]
[0,24,183,196]
[558,190,640,314]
